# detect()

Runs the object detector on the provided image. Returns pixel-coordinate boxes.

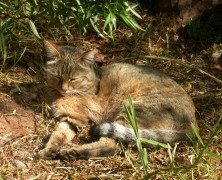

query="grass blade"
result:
[140,138,171,149]
[0,33,7,69]
[29,20,41,40]
[191,123,204,146]
[206,151,222,160]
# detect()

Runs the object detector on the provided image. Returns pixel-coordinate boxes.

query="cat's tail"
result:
[91,122,191,143]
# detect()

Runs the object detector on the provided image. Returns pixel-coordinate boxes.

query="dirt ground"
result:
[0,14,222,179]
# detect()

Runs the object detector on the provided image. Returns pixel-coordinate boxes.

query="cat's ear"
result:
[82,49,98,66]
[44,40,61,58]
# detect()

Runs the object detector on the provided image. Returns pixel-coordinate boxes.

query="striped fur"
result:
[39,40,197,160]
[93,123,189,143]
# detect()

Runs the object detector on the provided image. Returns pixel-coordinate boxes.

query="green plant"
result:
[146,116,222,178]
[123,96,170,177]
[124,96,222,179]
[0,0,142,68]
[124,96,149,176]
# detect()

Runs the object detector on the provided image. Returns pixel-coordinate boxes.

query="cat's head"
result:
[43,40,98,96]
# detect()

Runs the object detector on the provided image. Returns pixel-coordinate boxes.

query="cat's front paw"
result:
[38,149,49,159]
[59,148,79,161]
[38,149,59,160]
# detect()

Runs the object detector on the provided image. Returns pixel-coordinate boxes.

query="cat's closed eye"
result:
[54,76,62,81]
[70,78,77,81]
[70,77,82,82]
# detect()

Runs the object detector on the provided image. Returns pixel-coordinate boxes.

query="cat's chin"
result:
[57,90,69,96]
[58,90,83,96]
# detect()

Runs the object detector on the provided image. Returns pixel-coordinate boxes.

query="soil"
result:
[0,94,35,146]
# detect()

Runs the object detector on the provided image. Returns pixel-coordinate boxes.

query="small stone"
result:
[13,159,27,170]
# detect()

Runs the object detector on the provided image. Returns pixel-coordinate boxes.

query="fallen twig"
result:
[198,69,222,85]
[138,55,180,62]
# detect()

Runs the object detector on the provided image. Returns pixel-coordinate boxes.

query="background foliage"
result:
[0,0,142,68]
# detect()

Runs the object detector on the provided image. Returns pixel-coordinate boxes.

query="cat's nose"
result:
[61,82,74,95]
[62,82,69,92]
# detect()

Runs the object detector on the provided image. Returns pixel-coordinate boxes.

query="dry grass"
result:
[0,14,222,180]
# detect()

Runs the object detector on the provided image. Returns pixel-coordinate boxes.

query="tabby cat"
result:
[39,40,197,160]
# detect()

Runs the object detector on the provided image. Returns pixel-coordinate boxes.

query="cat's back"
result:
[102,63,176,83]
[99,63,186,96]
[99,63,196,131]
